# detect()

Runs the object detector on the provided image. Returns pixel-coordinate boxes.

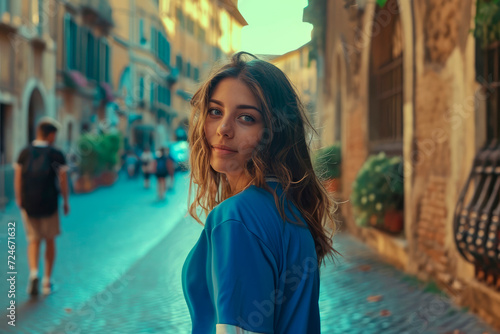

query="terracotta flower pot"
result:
[73,174,96,194]
[383,210,404,234]
[323,178,341,193]
[97,171,117,187]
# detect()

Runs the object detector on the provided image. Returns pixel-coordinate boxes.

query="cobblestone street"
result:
[0,174,498,333]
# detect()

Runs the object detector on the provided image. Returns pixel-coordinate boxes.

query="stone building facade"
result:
[271,42,318,146]
[305,0,500,328]
[160,0,246,139]
[0,0,58,205]
[0,0,247,203]
[55,0,115,152]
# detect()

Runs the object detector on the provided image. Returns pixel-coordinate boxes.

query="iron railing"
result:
[454,140,500,290]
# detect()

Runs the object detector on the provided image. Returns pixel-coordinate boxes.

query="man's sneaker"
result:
[27,277,39,296]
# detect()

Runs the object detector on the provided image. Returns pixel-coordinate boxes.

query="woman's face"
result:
[204,77,264,178]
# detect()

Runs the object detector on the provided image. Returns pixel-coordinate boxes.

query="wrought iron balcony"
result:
[454,140,500,290]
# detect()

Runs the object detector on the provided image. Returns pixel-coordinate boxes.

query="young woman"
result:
[182,52,340,334]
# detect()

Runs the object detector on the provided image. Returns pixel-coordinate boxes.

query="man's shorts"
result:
[21,210,60,242]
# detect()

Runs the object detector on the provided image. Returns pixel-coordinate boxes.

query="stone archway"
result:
[27,88,45,142]
[357,0,417,250]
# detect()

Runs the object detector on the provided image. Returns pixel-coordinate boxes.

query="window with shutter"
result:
[368,0,403,155]
[151,26,156,53]
[187,18,194,35]
[140,18,147,45]
[176,8,184,28]
[150,82,155,108]
[96,39,101,81]
[194,67,199,82]
[105,42,110,84]
[176,54,183,74]
[139,77,144,101]
[165,37,171,66]
[65,15,78,70]
[86,31,95,80]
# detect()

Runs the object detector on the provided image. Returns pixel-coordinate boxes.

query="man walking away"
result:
[14,117,70,296]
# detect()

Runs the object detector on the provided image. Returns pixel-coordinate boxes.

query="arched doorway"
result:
[27,88,45,142]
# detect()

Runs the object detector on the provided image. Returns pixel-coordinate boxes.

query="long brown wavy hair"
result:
[188,52,340,265]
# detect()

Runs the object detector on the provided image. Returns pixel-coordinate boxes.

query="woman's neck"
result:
[226,173,253,196]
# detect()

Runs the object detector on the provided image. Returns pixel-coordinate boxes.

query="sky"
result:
[238,0,312,56]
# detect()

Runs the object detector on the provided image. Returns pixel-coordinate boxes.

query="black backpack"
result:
[21,146,59,217]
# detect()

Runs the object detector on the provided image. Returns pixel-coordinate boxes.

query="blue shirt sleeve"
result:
[211,220,277,334]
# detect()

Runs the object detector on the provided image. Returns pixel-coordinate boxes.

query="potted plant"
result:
[350,152,404,234]
[74,134,99,194]
[313,143,341,193]
[73,131,122,193]
[95,131,121,186]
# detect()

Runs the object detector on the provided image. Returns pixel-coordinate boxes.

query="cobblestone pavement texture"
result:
[0,173,499,333]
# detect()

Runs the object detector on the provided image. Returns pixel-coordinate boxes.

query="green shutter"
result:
[139,77,144,100]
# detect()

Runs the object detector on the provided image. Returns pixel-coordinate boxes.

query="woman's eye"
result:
[208,108,222,116]
[240,115,255,123]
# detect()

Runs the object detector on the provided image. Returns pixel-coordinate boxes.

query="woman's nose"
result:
[217,120,233,138]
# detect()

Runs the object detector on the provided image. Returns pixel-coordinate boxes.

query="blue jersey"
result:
[182,178,321,334]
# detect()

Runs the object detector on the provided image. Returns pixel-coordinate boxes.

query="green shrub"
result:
[350,152,404,227]
[313,143,341,180]
[77,131,122,176]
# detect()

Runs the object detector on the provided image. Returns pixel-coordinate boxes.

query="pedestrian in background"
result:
[140,147,155,189]
[14,117,70,296]
[125,150,138,178]
[154,147,174,200]
[164,146,175,191]
[181,52,340,333]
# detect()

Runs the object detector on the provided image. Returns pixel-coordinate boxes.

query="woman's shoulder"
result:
[206,185,276,231]
[205,186,283,240]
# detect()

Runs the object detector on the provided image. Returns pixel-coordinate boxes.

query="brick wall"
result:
[412,67,453,284]
[415,175,450,282]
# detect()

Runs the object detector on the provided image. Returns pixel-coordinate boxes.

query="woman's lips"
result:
[212,146,237,154]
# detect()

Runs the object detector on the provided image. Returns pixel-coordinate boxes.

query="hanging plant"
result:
[474,0,500,48]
